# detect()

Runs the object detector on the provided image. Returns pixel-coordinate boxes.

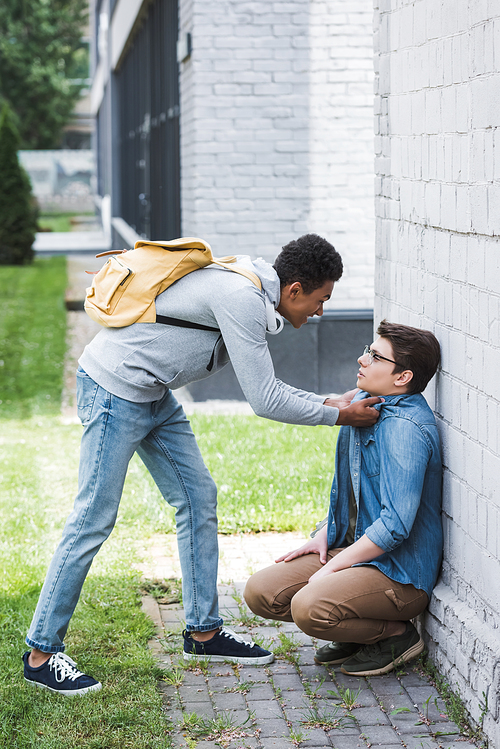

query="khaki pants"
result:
[244,549,428,644]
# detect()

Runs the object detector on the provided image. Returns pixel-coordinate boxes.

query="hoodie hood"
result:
[235,255,284,334]
[234,255,281,308]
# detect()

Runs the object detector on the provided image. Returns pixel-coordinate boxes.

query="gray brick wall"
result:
[178,0,374,311]
[374,1,500,745]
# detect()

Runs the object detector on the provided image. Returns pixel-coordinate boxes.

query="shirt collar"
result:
[355,390,413,409]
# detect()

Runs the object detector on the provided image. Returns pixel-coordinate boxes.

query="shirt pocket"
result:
[360,432,380,477]
[76,368,99,426]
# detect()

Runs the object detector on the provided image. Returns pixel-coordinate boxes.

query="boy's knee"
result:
[290,586,338,638]
[243,571,273,618]
[243,567,294,622]
[290,590,314,636]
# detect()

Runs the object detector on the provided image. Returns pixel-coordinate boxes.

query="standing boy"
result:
[23,234,381,694]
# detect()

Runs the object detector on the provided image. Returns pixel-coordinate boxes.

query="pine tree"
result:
[0,104,38,265]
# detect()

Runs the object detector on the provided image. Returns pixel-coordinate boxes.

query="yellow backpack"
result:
[84,236,262,328]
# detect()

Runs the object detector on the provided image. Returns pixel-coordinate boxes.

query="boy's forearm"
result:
[329,534,385,571]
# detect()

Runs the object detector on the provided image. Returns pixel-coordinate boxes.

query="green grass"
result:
[0,416,337,541]
[0,256,67,419]
[1,580,169,748]
[0,262,175,744]
[192,415,336,534]
[38,213,94,233]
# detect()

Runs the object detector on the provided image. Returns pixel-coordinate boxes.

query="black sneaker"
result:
[23,651,102,696]
[314,641,361,665]
[340,622,424,676]
[183,627,274,665]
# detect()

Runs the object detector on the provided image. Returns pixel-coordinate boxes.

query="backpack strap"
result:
[155,315,221,372]
[95,249,127,258]
[210,258,262,290]
[155,315,219,332]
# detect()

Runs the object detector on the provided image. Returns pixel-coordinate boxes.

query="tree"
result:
[0,0,88,149]
[0,104,38,265]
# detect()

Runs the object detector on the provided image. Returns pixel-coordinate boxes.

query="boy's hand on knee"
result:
[309,536,385,583]
[275,527,328,564]
[309,557,337,582]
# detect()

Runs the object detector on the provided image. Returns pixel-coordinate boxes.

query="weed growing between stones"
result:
[327,684,362,709]
[299,702,352,731]
[179,710,256,748]
[417,657,488,747]
[140,577,182,604]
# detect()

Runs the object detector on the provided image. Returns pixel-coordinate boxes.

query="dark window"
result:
[115,0,180,239]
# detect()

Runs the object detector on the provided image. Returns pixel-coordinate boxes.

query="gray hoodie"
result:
[79,256,339,427]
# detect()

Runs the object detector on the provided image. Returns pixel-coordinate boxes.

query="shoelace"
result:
[220,627,255,649]
[359,641,386,657]
[49,652,85,683]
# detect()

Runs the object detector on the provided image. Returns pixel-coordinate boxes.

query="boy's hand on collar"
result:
[335,396,384,427]
[323,388,360,411]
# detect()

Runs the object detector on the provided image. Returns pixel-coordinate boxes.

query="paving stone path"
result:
[141,575,473,749]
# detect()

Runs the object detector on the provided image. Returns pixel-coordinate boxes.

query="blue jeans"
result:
[26,368,222,653]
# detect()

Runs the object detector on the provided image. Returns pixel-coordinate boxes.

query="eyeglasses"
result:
[361,345,400,366]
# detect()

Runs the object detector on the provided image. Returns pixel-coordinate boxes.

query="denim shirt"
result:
[327,391,443,597]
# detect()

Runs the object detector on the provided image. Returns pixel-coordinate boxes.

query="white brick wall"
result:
[309,1,375,309]
[374,1,500,745]
[178,0,374,310]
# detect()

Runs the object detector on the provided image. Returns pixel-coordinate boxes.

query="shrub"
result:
[0,103,38,265]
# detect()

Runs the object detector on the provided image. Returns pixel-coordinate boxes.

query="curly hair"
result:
[273,234,343,293]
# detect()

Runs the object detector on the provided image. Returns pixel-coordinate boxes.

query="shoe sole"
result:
[340,637,425,677]
[24,676,102,696]
[183,652,274,665]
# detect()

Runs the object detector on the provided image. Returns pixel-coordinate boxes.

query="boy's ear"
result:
[285,281,303,299]
[394,370,413,389]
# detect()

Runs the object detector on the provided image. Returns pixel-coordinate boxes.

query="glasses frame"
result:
[362,345,402,367]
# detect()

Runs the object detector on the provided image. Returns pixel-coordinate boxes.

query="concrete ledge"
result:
[34,231,111,255]
[111,216,142,248]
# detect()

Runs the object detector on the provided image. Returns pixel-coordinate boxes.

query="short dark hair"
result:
[377,320,441,394]
[273,233,343,293]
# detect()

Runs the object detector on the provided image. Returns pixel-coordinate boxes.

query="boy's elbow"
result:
[249,399,269,419]
[248,392,280,420]
[253,405,269,419]
[390,526,411,547]
[370,525,406,551]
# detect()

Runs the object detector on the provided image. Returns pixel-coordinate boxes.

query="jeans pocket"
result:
[76,368,99,426]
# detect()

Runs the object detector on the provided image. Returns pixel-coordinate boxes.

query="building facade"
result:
[90,0,376,396]
[374,0,500,744]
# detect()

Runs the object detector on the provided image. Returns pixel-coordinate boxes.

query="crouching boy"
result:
[244,321,442,676]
